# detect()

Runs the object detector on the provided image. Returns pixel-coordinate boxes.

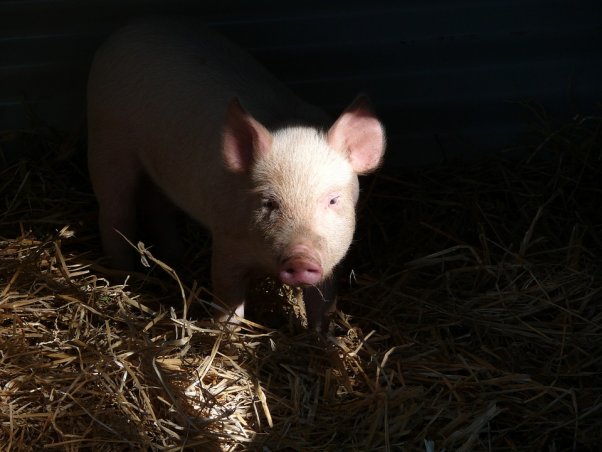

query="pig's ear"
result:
[327,95,385,174]
[222,98,272,173]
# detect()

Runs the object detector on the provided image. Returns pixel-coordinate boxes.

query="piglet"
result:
[87,18,385,332]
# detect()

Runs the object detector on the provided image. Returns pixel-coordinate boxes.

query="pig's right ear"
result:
[222,98,273,173]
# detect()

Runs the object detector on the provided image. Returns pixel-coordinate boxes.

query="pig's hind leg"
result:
[136,174,185,268]
[89,140,142,270]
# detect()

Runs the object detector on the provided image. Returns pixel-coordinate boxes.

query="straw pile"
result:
[1,113,601,451]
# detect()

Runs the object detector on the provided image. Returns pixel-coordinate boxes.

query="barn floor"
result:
[1,114,601,451]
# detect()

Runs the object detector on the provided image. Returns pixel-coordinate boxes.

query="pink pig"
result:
[87,18,385,331]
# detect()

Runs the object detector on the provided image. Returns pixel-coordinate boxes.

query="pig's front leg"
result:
[304,276,337,333]
[211,239,249,326]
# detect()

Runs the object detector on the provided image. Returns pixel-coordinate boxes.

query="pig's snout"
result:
[279,247,323,286]
[279,257,322,286]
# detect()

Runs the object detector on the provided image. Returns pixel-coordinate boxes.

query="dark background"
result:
[1,0,601,166]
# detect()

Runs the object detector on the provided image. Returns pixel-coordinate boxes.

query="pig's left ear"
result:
[327,95,386,174]
[222,98,273,173]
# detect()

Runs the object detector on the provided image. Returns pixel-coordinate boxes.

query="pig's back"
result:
[88,17,325,138]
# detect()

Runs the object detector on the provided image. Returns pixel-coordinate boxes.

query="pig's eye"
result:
[329,196,340,206]
[262,198,278,211]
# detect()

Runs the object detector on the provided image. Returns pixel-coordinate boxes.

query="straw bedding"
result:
[1,113,601,451]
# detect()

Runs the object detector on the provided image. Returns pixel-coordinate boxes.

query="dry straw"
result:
[1,112,601,450]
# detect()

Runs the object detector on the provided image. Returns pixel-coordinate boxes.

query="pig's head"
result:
[222,96,385,287]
